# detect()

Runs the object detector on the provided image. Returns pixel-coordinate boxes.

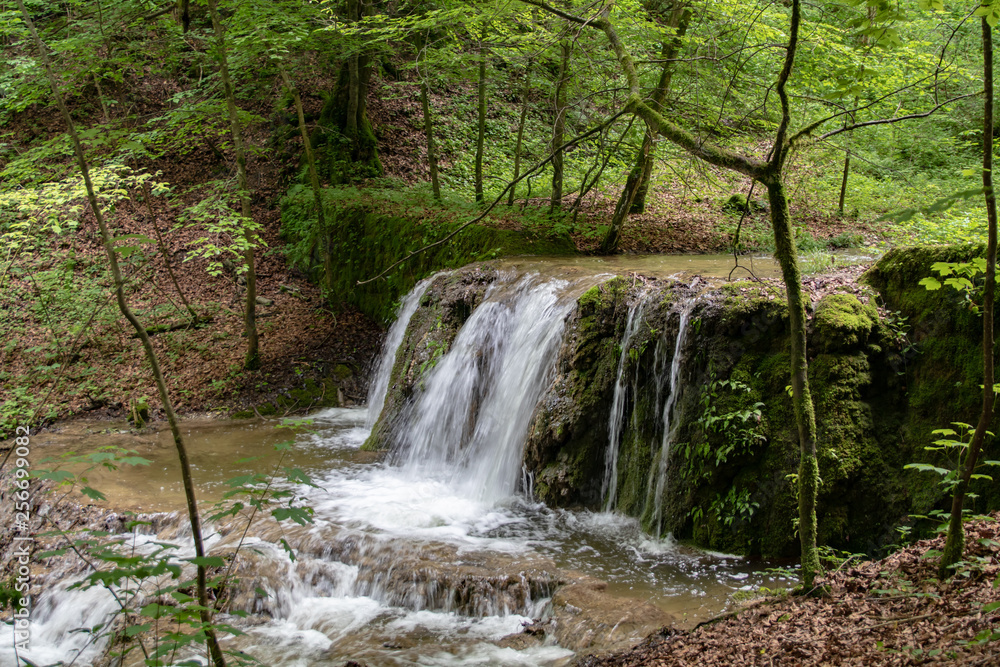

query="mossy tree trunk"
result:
[209,0,260,370]
[550,40,570,215]
[627,3,690,214]
[767,177,821,586]
[19,2,226,664]
[599,4,689,253]
[314,0,382,182]
[279,66,333,294]
[939,17,997,577]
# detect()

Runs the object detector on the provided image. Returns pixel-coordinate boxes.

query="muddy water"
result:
[15,408,793,667]
[491,249,875,283]
[5,253,858,667]
[27,412,378,512]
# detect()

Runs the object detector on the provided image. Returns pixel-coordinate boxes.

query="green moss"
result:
[280,191,576,323]
[129,399,150,428]
[812,294,877,352]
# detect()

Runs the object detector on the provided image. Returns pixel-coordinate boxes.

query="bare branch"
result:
[818,92,980,141]
[357,107,632,285]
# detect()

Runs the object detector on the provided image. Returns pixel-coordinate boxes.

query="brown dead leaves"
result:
[581,515,1000,666]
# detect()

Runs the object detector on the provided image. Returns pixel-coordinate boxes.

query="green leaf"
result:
[279,537,296,562]
[125,623,152,637]
[904,463,950,476]
[140,603,171,618]
[272,506,313,525]
[80,486,107,501]
[33,470,75,483]
[919,276,942,291]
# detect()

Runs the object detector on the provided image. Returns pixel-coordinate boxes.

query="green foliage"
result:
[919,257,989,313]
[709,486,760,528]
[905,422,1000,493]
[177,181,266,277]
[33,438,317,666]
[684,375,766,474]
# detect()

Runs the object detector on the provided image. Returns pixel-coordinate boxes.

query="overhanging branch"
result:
[357,107,632,285]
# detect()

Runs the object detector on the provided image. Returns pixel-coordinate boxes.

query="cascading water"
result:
[3,266,787,667]
[366,276,435,429]
[602,296,650,511]
[646,300,697,537]
[389,275,576,503]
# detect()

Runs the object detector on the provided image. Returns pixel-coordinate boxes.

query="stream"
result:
[0,253,856,667]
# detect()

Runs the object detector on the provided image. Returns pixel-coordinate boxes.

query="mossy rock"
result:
[280,192,577,324]
[811,293,877,353]
[129,399,150,428]
[362,271,495,451]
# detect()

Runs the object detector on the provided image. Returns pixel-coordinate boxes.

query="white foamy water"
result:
[366,277,435,429]
[3,275,788,667]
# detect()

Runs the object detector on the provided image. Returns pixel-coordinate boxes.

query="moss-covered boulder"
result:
[811,293,877,353]
[364,246,1000,558]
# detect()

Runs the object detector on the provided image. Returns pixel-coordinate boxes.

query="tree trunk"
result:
[766,177,822,588]
[475,40,487,204]
[279,66,332,294]
[18,2,226,664]
[550,40,570,214]
[208,0,260,370]
[837,151,850,216]
[346,53,360,138]
[601,5,690,251]
[837,98,857,217]
[179,0,190,33]
[939,17,997,577]
[599,146,645,254]
[508,68,532,206]
[629,6,690,214]
[421,80,441,201]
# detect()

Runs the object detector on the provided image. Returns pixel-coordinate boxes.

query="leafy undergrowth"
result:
[580,514,1000,666]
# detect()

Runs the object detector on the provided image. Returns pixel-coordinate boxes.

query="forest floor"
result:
[1,65,889,434]
[578,513,1000,666]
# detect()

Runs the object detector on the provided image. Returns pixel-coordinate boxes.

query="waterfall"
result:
[366,277,434,429]
[388,274,576,503]
[647,300,697,537]
[601,296,649,511]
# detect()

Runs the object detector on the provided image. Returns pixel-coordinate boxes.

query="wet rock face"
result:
[368,249,997,558]
[523,277,630,507]
[362,268,497,451]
